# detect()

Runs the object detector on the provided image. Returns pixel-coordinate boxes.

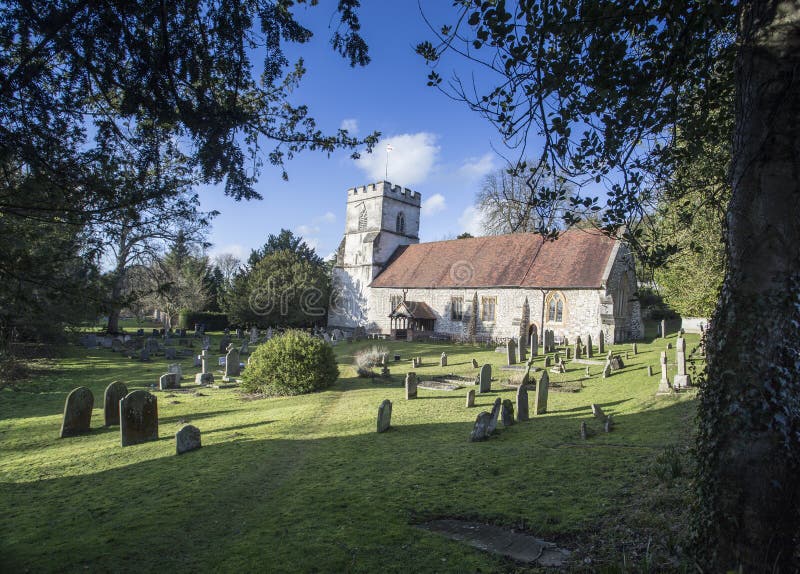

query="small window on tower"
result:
[358,206,368,231]
[396,212,405,234]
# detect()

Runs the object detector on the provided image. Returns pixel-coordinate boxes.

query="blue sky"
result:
[201,2,512,263]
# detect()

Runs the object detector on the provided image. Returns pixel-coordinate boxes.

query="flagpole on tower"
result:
[385,143,393,181]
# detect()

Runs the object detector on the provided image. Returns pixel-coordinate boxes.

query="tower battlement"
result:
[346,181,421,205]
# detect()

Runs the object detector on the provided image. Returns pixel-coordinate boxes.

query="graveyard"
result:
[0,324,701,571]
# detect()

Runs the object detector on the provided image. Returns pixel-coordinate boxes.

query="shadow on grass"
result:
[0,397,697,573]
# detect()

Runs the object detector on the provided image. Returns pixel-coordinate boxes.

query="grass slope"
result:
[0,327,700,572]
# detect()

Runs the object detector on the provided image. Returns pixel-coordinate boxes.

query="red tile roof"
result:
[371,229,618,289]
[388,301,437,320]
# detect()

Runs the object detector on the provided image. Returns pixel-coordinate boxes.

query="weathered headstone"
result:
[469,411,492,442]
[507,339,517,365]
[632,342,638,355]
[164,347,177,360]
[225,347,241,379]
[376,399,392,433]
[580,421,588,440]
[534,370,549,415]
[530,329,538,357]
[405,372,418,400]
[598,330,605,354]
[661,319,667,339]
[501,399,515,426]
[586,334,594,358]
[647,365,653,377]
[159,373,179,390]
[103,381,128,426]
[478,364,492,393]
[591,403,606,419]
[111,339,124,353]
[250,327,259,343]
[585,366,591,377]
[487,398,502,434]
[610,355,625,371]
[60,387,94,437]
[139,348,150,362]
[673,337,691,389]
[167,364,182,379]
[518,335,527,362]
[176,424,201,455]
[656,351,672,395]
[120,390,158,446]
[516,384,529,422]
[602,361,612,378]
[194,372,214,385]
[544,356,552,368]
[566,347,572,359]
[239,341,249,355]
[466,389,475,408]
[219,335,231,354]
[604,416,614,433]
[440,352,447,367]
[574,336,583,360]
[236,328,243,339]
[471,358,479,368]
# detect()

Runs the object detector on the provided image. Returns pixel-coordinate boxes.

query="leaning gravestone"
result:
[507,339,517,365]
[60,387,94,438]
[405,372,418,400]
[516,384,529,422]
[159,373,179,390]
[501,399,515,426]
[534,371,549,415]
[376,399,392,433]
[120,390,158,447]
[487,398,502,435]
[469,411,492,442]
[479,364,492,393]
[225,347,241,379]
[103,381,128,426]
[518,335,527,362]
[466,389,475,408]
[176,424,201,455]
[598,330,605,354]
[440,352,447,368]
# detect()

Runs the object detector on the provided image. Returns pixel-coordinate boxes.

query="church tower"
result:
[328,181,421,329]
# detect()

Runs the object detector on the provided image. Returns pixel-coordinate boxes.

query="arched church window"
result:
[358,206,367,231]
[546,292,566,323]
[396,212,405,234]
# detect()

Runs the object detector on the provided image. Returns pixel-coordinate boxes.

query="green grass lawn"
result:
[0,328,700,572]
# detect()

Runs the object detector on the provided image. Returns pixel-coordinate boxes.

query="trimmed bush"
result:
[178,311,229,332]
[241,330,339,396]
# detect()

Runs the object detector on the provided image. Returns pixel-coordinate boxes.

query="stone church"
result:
[328,181,642,343]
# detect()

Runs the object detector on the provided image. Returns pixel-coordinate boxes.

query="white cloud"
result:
[422,193,447,216]
[458,206,486,237]
[458,152,496,180]
[296,224,319,236]
[209,243,245,260]
[340,118,359,135]
[355,132,439,186]
[318,212,336,224]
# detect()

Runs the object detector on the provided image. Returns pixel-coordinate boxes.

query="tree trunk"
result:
[695,1,800,571]
[106,307,121,334]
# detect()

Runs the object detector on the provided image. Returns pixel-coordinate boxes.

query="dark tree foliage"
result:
[247,228,322,267]
[0,0,377,347]
[419,1,800,571]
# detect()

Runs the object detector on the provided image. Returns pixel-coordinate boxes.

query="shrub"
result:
[178,311,229,332]
[241,330,339,396]
[353,345,388,378]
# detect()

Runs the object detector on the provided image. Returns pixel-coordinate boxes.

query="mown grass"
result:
[0,326,700,572]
